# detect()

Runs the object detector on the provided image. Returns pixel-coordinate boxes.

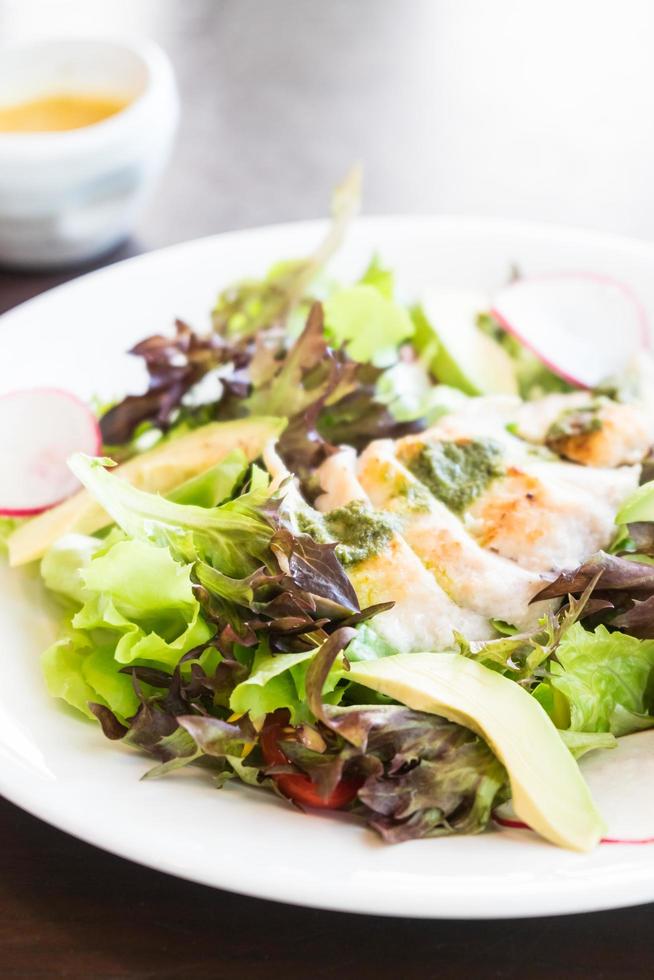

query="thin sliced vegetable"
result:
[496,730,654,844]
[492,274,647,389]
[349,652,605,851]
[0,388,101,516]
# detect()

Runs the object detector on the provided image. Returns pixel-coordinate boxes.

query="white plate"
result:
[2,216,654,919]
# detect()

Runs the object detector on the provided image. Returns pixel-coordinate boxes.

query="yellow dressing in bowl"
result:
[0,92,129,132]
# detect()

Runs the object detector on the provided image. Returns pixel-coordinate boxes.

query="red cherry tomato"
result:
[260,711,361,810]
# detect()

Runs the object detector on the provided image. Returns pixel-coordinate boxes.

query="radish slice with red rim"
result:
[495,730,654,845]
[0,388,101,516]
[491,273,648,389]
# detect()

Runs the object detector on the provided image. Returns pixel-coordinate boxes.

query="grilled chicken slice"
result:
[514,393,653,467]
[357,439,551,629]
[267,386,645,648]
[527,459,639,511]
[399,394,651,472]
[464,465,619,573]
[395,398,640,575]
[315,450,494,650]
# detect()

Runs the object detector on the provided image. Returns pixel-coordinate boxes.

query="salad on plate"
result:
[7,170,654,851]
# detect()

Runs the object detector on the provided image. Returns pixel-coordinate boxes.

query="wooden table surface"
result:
[1,2,653,976]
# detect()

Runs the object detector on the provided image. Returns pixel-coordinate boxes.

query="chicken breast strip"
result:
[315,450,494,650]
[514,392,653,467]
[395,400,640,574]
[357,439,552,629]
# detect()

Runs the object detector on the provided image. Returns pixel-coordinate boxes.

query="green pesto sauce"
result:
[297,500,397,567]
[407,438,504,513]
[545,404,603,444]
[326,500,397,567]
[295,508,332,543]
[397,479,433,513]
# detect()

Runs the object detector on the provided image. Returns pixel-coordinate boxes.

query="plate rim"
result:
[5,211,654,329]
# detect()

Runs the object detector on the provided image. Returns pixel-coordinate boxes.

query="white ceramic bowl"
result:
[0,37,179,269]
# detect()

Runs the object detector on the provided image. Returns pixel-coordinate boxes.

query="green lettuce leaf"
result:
[100,172,362,446]
[72,538,211,666]
[258,304,423,498]
[168,448,249,507]
[359,254,394,299]
[244,302,339,419]
[345,623,398,662]
[550,623,654,735]
[322,249,413,366]
[40,536,209,716]
[557,729,617,759]
[41,534,103,604]
[212,166,361,338]
[324,284,414,365]
[230,646,316,721]
[82,538,198,619]
[230,642,345,723]
[81,646,141,719]
[42,633,99,720]
[69,454,273,578]
[42,631,141,722]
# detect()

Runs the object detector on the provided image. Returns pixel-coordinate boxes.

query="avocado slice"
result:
[413,289,518,396]
[615,479,654,525]
[8,416,285,566]
[349,652,605,851]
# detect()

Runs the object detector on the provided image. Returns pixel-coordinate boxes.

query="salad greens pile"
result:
[41,453,510,841]
[17,172,654,846]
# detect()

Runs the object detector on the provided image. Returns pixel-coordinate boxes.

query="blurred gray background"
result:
[2,0,653,251]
